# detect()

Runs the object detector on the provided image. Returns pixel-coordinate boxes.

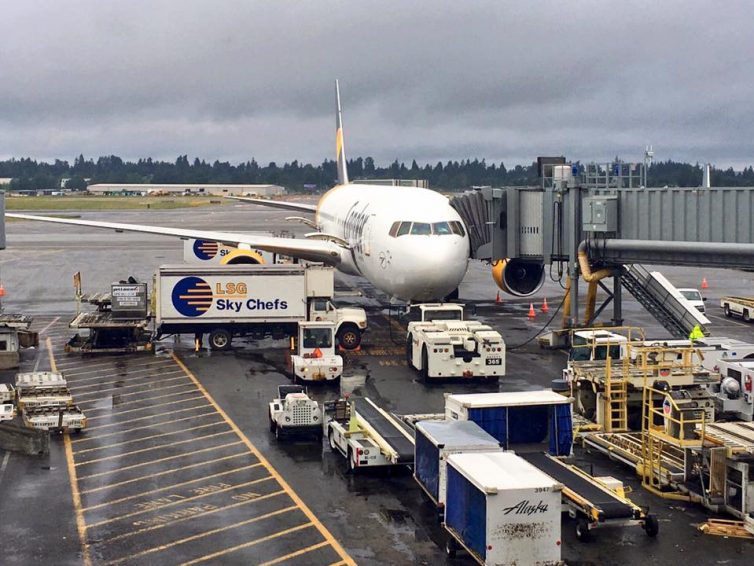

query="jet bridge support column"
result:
[568,186,581,327]
[612,277,623,326]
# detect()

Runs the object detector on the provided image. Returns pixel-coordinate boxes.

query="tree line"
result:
[1,154,754,192]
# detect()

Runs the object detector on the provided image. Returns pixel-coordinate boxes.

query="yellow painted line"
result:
[68,369,184,391]
[85,403,212,431]
[82,463,262,512]
[47,337,57,372]
[104,489,286,543]
[85,394,206,420]
[259,541,330,566]
[75,430,235,466]
[77,440,243,480]
[80,451,250,495]
[75,421,226,455]
[83,390,204,415]
[106,505,298,565]
[89,476,274,528]
[74,411,219,443]
[178,522,314,566]
[54,343,92,566]
[76,382,196,406]
[74,375,186,403]
[172,353,356,566]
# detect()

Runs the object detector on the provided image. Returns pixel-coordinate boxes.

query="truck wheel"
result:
[445,537,458,558]
[328,429,337,452]
[209,328,232,351]
[420,347,430,383]
[268,411,275,433]
[644,514,659,537]
[274,424,282,441]
[347,448,355,473]
[723,304,731,317]
[406,334,413,366]
[337,325,361,350]
[744,310,751,323]
[575,517,591,542]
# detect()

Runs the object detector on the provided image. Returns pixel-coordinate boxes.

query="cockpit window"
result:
[450,221,466,237]
[389,221,401,237]
[396,222,412,236]
[410,222,431,235]
[432,222,451,235]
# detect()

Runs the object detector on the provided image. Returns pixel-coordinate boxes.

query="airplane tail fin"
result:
[335,80,349,185]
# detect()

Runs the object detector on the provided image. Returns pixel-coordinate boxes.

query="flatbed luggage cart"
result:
[523,452,659,541]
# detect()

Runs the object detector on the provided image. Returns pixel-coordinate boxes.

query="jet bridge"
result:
[452,184,754,331]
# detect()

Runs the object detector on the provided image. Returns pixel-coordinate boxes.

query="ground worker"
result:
[689,324,704,341]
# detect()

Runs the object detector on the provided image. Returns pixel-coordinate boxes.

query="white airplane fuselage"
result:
[315,184,470,302]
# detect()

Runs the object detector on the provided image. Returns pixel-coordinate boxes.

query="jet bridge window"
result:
[303,328,332,349]
[410,222,431,235]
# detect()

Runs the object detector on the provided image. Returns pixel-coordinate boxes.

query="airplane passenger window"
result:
[432,222,451,235]
[397,222,412,236]
[450,221,466,237]
[411,222,431,235]
[389,222,401,237]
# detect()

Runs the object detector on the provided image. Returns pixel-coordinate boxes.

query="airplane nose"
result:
[408,238,469,301]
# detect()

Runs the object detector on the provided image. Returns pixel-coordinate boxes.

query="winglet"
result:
[335,80,349,185]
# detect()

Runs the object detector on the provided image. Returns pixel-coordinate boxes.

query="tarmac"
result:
[1,202,753,565]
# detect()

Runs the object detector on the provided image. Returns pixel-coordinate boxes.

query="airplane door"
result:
[362,215,374,256]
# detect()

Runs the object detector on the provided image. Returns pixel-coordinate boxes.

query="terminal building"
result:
[86,183,286,197]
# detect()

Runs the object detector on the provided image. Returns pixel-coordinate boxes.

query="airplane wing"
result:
[6,213,343,265]
[226,196,317,214]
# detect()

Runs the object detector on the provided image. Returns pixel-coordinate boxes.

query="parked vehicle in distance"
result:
[678,288,706,313]
[720,296,754,322]
[268,384,323,440]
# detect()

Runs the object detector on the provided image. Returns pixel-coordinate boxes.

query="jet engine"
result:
[492,258,545,297]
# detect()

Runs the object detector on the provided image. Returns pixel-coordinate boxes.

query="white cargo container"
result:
[444,452,562,565]
[15,371,67,391]
[154,264,367,350]
[414,420,502,516]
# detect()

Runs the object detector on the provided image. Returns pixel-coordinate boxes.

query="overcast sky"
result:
[1,1,753,168]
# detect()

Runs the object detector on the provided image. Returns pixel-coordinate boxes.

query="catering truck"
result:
[153,264,367,350]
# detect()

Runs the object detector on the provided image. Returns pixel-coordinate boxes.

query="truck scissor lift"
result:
[523,452,659,541]
[327,397,414,471]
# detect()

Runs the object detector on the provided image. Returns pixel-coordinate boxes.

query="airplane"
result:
[6,81,544,303]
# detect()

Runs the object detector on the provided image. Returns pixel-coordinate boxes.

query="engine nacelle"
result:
[492,258,545,297]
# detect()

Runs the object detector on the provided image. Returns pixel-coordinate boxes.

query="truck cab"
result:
[308,297,367,350]
[568,330,628,362]
[288,321,343,383]
[268,384,323,440]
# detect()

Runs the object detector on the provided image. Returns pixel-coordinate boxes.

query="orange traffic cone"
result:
[495,291,502,305]
[527,303,536,318]
[541,297,549,313]
[701,277,709,289]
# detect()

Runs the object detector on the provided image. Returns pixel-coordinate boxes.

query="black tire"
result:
[268,411,275,433]
[723,304,731,317]
[337,325,361,350]
[744,310,751,323]
[644,514,659,537]
[406,334,414,366]
[445,537,458,558]
[274,423,282,441]
[316,428,324,442]
[576,517,591,542]
[347,448,355,473]
[328,429,337,452]
[209,328,232,351]
[420,347,430,383]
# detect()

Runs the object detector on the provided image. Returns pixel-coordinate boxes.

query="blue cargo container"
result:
[444,390,573,456]
[414,420,502,511]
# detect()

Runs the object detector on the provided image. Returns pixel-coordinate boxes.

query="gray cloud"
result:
[1,1,753,167]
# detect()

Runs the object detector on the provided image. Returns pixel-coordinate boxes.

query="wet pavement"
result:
[1,203,753,564]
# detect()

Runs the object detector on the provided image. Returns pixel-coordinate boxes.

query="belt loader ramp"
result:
[327,398,414,471]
